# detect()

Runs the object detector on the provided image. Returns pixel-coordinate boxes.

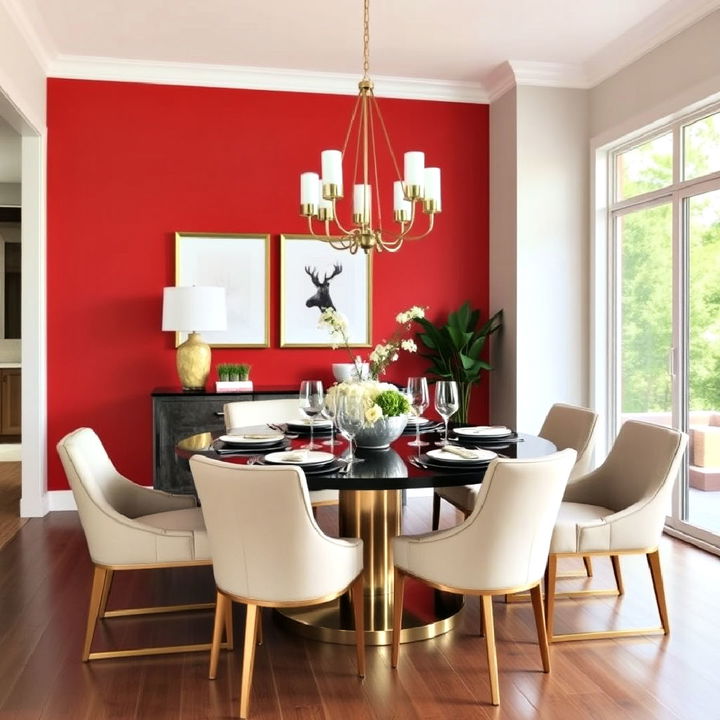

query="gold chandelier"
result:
[299,0,441,254]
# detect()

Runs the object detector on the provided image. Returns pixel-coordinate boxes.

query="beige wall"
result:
[590,9,720,142]
[489,87,518,428]
[489,86,589,432]
[0,5,45,133]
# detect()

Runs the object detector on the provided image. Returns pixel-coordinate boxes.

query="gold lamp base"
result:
[176,332,211,390]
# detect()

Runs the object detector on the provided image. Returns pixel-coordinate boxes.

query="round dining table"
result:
[176,421,556,646]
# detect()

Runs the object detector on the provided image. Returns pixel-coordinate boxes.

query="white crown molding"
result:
[2,0,56,72]
[509,61,589,89]
[483,62,516,103]
[48,55,488,104]
[585,0,720,87]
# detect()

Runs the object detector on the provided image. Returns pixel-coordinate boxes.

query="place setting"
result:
[213,430,290,455]
[249,448,346,475]
[410,444,498,472]
[449,425,523,445]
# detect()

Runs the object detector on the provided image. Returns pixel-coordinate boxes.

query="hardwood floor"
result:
[0,462,25,551]
[0,500,718,719]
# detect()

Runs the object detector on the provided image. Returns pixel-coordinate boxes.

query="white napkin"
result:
[462,426,510,434]
[281,450,310,462]
[243,433,281,439]
[442,445,481,460]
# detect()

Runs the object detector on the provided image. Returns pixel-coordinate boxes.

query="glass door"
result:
[683,187,720,537]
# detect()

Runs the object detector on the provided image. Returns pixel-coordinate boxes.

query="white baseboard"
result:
[48,490,77,511]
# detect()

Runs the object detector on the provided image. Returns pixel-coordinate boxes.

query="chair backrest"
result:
[571,420,687,514]
[224,398,301,432]
[443,449,576,591]
[539,403,599,481]
[190,454,361,603]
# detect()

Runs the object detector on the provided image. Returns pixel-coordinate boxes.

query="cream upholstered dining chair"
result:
[224,398,339,511]
[57,427,227,661]
[391,449,577,706]
[431,403,598,531]
[189,454,365,720]
[545,420,687,643]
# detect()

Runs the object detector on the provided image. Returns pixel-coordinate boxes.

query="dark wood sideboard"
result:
[152,386,297,494]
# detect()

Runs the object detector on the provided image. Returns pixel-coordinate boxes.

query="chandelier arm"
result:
[342,93,364,157]
[368,93,383,230]
[329,198,355,237]
[370,93,404,186]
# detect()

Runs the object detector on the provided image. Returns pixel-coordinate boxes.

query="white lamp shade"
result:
[162,286,227,332]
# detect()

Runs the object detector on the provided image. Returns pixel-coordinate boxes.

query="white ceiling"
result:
[2,0,720,182]
[13,0,720,89]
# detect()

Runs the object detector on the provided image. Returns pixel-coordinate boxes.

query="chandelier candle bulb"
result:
[321,150,343,198]
[300,172,320,215]
[404,151,425,199]
[393,181,412,222]
[353,184,372,224]
[423,167,442,213]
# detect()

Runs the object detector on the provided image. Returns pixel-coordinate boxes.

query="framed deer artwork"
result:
[174,232,270,347]
[279,234,372,347]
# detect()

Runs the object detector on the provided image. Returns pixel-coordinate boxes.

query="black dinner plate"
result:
[416,452,492,472]
[214,438,291,454]
[254,456,345,475]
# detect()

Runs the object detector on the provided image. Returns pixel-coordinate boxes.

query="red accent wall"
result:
[46,78,490,491]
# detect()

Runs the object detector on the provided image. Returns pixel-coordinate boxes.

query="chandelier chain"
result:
[362,0,370,80]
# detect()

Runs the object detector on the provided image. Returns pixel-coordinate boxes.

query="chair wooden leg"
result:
[583,556,593,577]
[209,591,228,680]
[98,568,114,618]
[391,567,406,668]
[225,597,234,650]
[349,574,365,678]
[545,555,558,639]
[82,566,108,662]
[530,584,550,673]
[240,604,259,720]
[255,607,262,646]
[481,595,499,706]
[647,550,670,634]
[611,555,625,595]
[431,493,441,531]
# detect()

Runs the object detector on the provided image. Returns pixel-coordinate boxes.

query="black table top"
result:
[175,425,557,492]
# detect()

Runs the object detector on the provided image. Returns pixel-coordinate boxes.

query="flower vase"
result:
[354,414,409,449]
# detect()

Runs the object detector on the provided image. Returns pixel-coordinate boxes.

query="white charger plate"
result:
[427,448,497,464]
[263,450,335,466]
[218,433,285,445]
[454,426,513,438]
[406,416,432,425]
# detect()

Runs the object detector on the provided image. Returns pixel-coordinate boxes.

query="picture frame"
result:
[174,232,270,347]
[279,234,372,347]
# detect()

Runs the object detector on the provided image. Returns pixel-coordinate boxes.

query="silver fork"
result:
[246,455,262,465]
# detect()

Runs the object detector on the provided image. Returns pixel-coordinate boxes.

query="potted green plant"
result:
[217,363,232,382]
[414,302,503,424]
[237,363,251,381]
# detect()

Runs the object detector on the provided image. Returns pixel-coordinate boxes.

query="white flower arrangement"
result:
[318,305,425,380]
[325,380,409,427]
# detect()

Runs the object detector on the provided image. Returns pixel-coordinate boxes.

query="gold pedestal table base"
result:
[276,488,463,646]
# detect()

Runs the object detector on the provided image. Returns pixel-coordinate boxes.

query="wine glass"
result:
[434,380,459,446]
[299,380,324,450]
[406,376,429,447]
[321,393,338,450]
[336,393,365,467]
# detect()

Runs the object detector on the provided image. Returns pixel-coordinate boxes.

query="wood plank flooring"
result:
[0,462,26,551]
[0,500,718,719]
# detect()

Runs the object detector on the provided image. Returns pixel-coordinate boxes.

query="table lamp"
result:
[162,286,227,390]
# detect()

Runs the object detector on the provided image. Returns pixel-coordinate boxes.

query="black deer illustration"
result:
[305,262,343,311]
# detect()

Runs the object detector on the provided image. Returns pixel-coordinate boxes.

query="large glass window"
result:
[607,101,720,549]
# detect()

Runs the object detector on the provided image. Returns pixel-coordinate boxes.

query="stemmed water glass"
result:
[336,393,365,467]
[321,394,338,450]
[406,376,430,447]
[299,380,324,450]
[434,380,459,446]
